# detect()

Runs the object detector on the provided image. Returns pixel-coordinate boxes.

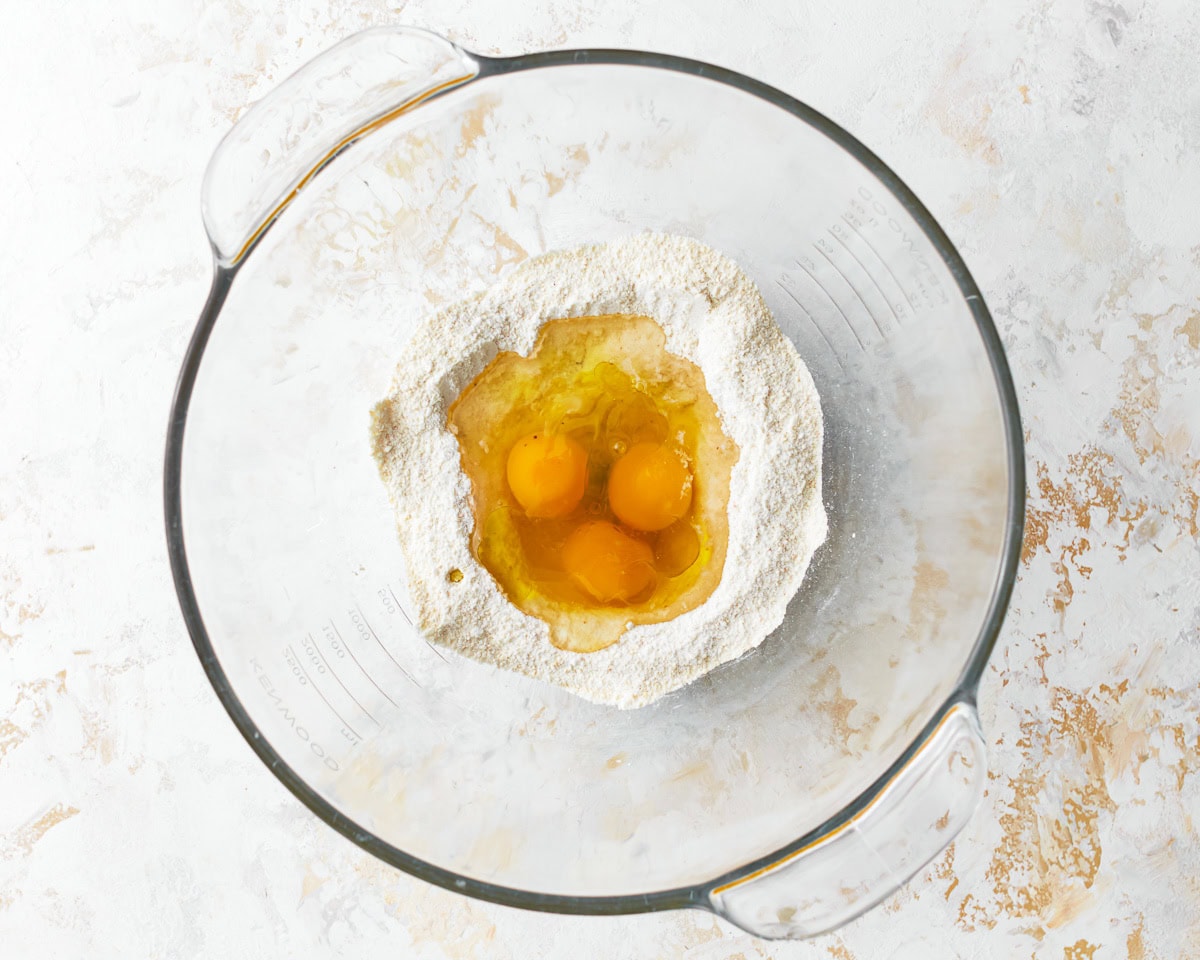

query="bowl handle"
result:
[201,26,478,266]
[707,701,987,939]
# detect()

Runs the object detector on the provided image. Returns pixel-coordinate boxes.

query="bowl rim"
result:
[164,43,1026,916]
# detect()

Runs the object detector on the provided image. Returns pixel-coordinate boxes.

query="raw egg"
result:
[447,314,739,653]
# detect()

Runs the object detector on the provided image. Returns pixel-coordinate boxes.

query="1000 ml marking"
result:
[250,657,342,770]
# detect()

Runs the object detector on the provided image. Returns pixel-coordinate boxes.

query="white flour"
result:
[371,234,826,708]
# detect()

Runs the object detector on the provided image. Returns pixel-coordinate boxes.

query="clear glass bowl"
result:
[166,27,1024,939]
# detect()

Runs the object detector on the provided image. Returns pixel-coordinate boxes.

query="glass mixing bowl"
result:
[165,26,1024,939]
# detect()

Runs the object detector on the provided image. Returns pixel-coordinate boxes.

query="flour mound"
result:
[371,234,826,708]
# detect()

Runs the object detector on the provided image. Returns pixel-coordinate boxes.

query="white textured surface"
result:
[2,0,1198,957]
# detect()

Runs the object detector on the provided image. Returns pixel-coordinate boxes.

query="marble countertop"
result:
[3,0,1198,956]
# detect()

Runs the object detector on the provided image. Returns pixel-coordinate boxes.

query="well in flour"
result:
[446,311,738,654]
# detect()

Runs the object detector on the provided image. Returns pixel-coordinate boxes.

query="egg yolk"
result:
[562,521,656,603]
[608,442,694,531]
[506,433,587,518]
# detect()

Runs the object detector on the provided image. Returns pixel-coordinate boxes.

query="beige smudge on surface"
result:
[399,880,504,959]
[674,915,725,952]
[927,49,1003,164]
[671,761,710,782]
[811,664,881,752]
[455,96,498,158]
[948,622,1200,942]
[3,803,80,859]
[514,705,557,738]
[473,218,528,275]
[382,130,439,182]
[299,863,326,901]
[601,806,636,843]
[993,691,1115,923]
[3,672,67,761]
[1126,917,1154,959]
[80,707,117,766]
[1177,312,1200,350]
[935,845,965,910]
[1108,312,1200,503]
[909,558,949,633]
[18,603,43,622]
[0,719,24,760]
[1,568,45,644]
[1022,450,1124,566]
[1021,446,1157,623]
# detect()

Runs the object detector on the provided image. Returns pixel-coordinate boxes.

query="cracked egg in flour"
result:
[370,234,826,708]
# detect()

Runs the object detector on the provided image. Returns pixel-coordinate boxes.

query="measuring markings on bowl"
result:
[324,617,402,709]
[848,187,951,311]
[349,601,421,688]
[249,656,346,770]
[252,582,430,768]
[778,187,950,356]
[282,642,364,742]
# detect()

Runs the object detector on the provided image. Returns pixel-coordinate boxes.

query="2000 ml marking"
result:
[250,657,344,771]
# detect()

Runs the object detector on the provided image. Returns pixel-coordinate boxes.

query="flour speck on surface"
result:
[371,234,826,708]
